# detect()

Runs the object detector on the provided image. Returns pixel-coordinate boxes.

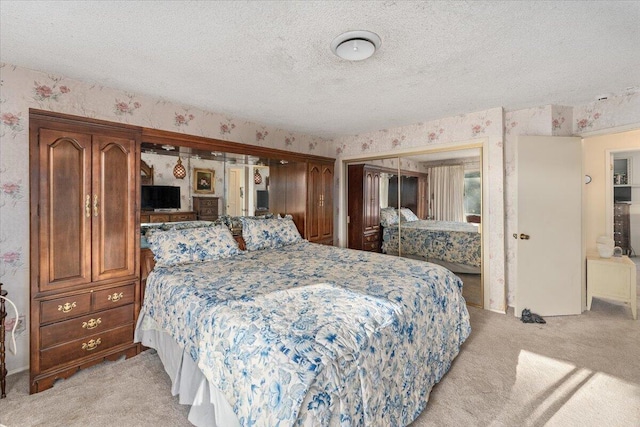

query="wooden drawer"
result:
[41,293,92,324]
[171,212,197,221]
[40,304,133,349]
[363,232,379,243]
[93,283,135,311]
[149,214,169,223]
[199,208,217,216]
[363,241,379,251]
[197,198,218,208]
[39,324,134,372]
[140,214,150,223]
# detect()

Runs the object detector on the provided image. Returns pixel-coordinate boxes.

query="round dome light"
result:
[331,30,381,61]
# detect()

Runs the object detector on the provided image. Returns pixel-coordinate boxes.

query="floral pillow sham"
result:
[241,217,302,251]
[380,207,400,227]
[148,225,242,267]
[400,208,420,222]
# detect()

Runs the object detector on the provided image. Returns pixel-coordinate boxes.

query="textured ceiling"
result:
[1,1,639,138]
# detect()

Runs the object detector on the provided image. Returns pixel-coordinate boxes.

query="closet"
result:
[29,111,140,393]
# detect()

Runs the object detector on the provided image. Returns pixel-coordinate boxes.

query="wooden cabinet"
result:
[613,203,631,255]
[192,197,219,221]
[307,163,334,245]
[29,112,141,393]
[348,164,381,252]
[269,160,334,245]
[140,211,197,223]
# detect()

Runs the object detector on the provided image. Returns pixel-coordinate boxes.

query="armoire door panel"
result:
[39,128,92,291]
[307,164,321,241]
[92,135,137,282]
[320,164,334,240]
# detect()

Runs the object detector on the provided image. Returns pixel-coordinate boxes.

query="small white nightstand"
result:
[586,254,637,320]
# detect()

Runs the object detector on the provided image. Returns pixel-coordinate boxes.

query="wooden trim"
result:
[142,128,335,164]
[30,109,336,164]
[30,109,142,132]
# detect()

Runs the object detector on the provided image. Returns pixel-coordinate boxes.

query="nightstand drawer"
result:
[93,284,135,311]
[40,304,133,349]
[41,293,92,324]
[39,324,134,372]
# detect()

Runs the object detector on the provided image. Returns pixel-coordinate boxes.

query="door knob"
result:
[519,233,530,240]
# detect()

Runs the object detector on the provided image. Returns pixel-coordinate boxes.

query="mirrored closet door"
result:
[345,147,483,307]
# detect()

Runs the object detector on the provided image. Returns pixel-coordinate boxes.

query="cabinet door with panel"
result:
[30,112,140,394]
[307,162,334,245]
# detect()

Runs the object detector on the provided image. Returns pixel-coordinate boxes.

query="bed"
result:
[380,208,481,274]
[135,217,471,426]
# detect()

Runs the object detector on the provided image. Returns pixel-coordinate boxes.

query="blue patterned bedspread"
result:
[382,220,481,267]
[139,241,470,426]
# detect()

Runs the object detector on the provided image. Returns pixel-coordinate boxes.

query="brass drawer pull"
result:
[82,338,101,351]
[93,194,99,217]
[108,292,124,302]
[58,301,77,313]
[85,194,91,218]
[82,318,102,330]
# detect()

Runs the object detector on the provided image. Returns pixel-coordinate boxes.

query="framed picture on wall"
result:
[193,168,215,194]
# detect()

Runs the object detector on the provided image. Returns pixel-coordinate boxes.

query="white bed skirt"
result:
[134,313,241,427]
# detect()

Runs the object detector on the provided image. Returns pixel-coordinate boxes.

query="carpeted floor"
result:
[1,277,638,427]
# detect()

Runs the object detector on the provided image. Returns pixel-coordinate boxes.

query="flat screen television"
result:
[256,190,269,210]
[141,185,181,210]
[614,186,631,203]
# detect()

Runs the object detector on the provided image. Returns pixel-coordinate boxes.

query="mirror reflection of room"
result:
[347,148,483,307]
[140,143,276,222]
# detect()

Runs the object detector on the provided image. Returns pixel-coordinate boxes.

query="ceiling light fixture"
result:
[331,30,381,61]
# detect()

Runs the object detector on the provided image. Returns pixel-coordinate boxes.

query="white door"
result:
[227,168,243,216]
[515,136,583,316]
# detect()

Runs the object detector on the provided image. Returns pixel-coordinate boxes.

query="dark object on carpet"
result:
[521,308,546,324]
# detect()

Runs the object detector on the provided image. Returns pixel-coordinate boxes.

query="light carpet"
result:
[1,293,638,426]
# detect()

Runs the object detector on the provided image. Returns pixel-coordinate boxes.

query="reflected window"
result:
[464,171,481,216]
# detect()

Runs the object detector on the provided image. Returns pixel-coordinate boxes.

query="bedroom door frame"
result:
[339,140,487,308]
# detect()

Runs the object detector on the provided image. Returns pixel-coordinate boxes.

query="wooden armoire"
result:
[29,111,141,393]
[269,160,334,245]
[348,164,381,252]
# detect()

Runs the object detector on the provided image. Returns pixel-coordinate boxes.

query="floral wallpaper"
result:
[1,60,639,373]
[0,62,331,373]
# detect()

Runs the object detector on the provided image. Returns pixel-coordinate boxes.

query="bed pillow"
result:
[400,208,420,222]
[241,217,302,251]
[192,226,243,262]
[380,207,400,227]
[148,225,242,267]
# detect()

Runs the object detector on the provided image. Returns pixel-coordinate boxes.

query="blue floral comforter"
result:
[382,220,481,268]
[140,241,470,426]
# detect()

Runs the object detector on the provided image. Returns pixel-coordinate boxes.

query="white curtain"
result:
[428,165,465,222]
[379,173,389,208]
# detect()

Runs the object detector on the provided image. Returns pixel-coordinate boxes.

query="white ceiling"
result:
[1,1,639,139]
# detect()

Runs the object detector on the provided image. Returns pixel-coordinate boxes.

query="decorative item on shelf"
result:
[254,169,263,185]
[173,157,186,179]
[596,235,614,258]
